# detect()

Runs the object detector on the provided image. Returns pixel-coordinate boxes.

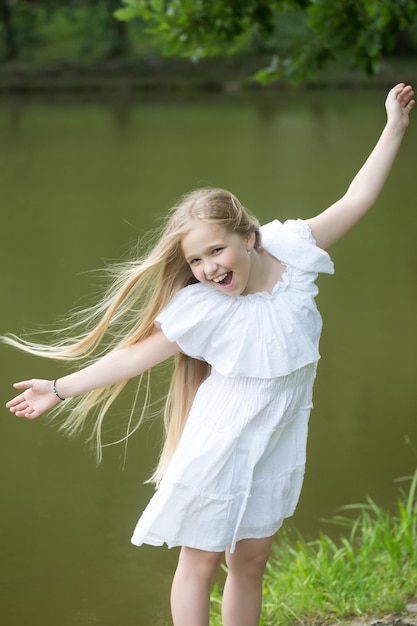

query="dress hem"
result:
[131,519,287,554]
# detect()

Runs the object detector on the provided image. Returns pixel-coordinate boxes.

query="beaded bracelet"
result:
[52,379,66,401]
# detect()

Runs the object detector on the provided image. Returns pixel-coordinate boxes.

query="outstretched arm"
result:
[5,330,179,420]
[307,83,414,250]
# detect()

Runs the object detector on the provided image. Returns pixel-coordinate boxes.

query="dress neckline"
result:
[237,263,291,300]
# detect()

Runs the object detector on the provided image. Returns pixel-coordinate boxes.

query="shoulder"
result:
[261,219,316,247]
[261,219,334,275]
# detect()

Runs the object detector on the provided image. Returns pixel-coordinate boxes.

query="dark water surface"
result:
[1,90,417,625]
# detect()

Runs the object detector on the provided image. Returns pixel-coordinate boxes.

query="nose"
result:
[204,258,218,278]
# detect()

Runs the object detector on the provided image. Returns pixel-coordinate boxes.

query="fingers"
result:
[14,407,39,420]
[6,380,34,408]
[398,84,414,99]
[407,99,416,113]
[6,393,27,409]
[6,380,37,418]
[6,395,38,419]
[393,83,414,106]
[401,85,415,112]
[6,393,29,412]
[13,380,35,390]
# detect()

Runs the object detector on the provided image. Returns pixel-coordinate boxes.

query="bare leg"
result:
[170,546,223,626]
[222,536,275,626]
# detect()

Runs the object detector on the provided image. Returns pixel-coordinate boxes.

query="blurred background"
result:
[1,2,417,625]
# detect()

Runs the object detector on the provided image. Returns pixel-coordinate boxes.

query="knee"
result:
[230,551,269,580]
[226,539,272,581]
[177,547,222,583]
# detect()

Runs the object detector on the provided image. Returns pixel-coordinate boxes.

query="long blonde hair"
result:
[3,188,260,485]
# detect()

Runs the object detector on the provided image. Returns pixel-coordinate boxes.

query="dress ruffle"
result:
[155,219,333,378]
[131,363,316,553]
[261,219,334,274]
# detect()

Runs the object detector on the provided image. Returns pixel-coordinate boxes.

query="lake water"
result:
[1,89,417,626]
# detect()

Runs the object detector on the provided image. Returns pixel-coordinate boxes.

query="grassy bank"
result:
[210,470,417,625]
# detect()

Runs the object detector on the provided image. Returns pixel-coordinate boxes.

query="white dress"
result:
[131,219,334,553]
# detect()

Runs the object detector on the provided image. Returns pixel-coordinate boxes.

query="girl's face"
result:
[181,221,255,295]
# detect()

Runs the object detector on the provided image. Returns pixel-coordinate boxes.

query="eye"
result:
[188,258,200,266]
[212,247,224,255]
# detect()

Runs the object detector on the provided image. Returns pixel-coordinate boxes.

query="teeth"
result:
[212,272,228,283]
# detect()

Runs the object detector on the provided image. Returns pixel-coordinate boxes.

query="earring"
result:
[247,250,252,255]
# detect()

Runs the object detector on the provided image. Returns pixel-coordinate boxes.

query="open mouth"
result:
[212,271,233,287]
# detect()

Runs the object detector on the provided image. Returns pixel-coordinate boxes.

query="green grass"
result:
[210,469,417,625]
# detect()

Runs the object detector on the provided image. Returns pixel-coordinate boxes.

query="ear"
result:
[245,231,256,252]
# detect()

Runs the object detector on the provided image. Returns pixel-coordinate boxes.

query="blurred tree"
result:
[0,0,39,60]
[115,0,417,81]
[104,0,129,58]
[79,0,129,59]
[0,0,17,60]
[0,0,130,62]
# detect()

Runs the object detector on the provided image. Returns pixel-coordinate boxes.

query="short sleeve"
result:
[155,283,243,368]
[260,219,334,275]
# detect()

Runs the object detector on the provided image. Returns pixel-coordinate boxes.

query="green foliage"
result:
[115,1,296,59]
[1,0,416,80]
[0,1,132,63]
[298,0,417,79]
[0,0,37,60]
[115,0,417,81]
[210,469,417,625]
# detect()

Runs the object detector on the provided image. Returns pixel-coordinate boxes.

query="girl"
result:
[4,83,414,626]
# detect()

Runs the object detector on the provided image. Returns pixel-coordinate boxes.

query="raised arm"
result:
[307,83,414,250]
[5,330,179,419]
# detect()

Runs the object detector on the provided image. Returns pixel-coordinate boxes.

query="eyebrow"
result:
[183,241,225,263]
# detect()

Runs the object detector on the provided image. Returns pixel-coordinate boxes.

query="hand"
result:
[5,379,61,419]
[385,83,414,131]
